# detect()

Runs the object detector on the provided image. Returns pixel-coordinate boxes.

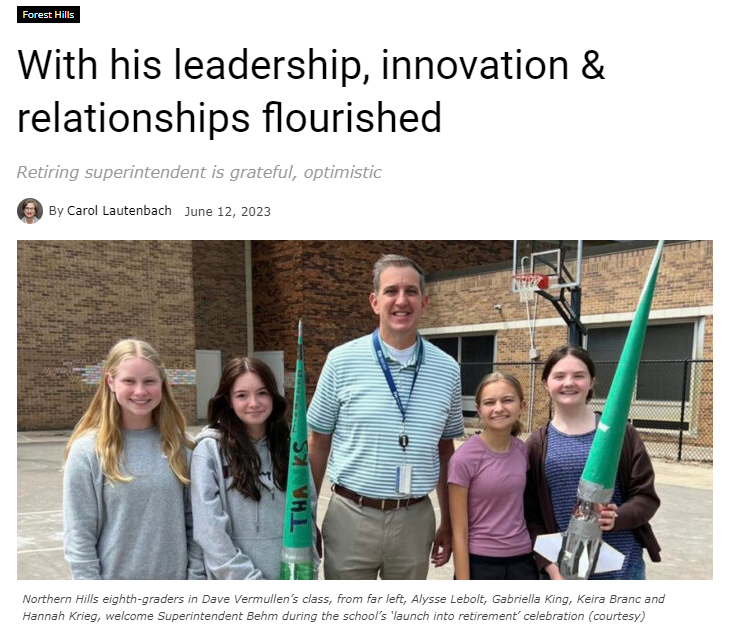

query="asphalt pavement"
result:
[17,428,713,580]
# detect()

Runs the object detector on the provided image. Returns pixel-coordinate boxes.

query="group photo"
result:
[17,240,713,580]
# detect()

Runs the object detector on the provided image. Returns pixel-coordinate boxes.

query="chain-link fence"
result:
[460,359,713,463]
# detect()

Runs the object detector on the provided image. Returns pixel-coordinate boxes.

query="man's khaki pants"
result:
[322,493,435,580]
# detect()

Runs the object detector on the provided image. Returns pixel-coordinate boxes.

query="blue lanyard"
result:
[372,329,423,426]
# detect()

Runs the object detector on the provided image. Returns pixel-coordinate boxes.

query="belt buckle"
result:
[381,498,401,511]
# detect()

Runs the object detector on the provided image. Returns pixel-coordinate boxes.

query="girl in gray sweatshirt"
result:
[63,339,203,580]
[191,357,317,579]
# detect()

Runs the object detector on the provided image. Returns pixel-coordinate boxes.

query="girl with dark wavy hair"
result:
[525,345,661,580]
[191,357,316,579]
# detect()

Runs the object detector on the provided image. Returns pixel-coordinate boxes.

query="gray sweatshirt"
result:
[63,427,204,580]
[190,427,318,580]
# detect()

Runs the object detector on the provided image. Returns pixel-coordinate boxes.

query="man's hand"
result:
[431,522,452,567]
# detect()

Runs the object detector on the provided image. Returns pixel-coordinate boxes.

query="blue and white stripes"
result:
[308,333,464,498]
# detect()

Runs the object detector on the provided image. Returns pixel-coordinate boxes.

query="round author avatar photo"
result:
[18,198,42,224]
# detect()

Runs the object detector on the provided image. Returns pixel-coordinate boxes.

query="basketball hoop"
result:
[513,273,549,303]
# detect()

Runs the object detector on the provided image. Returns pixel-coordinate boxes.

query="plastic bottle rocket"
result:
[280,320,313,579]
[534,241,664,579]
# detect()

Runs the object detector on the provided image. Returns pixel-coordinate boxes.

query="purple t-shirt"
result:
[448,434,532,557]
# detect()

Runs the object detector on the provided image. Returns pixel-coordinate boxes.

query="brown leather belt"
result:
[332,484,427,511]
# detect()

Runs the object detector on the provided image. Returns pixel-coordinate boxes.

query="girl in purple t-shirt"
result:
[448,372,537,580]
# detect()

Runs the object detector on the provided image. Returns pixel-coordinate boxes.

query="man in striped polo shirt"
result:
[308,254,464,579]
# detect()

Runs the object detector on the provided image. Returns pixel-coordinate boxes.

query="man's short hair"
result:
[372,254,426,295]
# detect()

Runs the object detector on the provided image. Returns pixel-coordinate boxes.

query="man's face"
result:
[369,265,429,344]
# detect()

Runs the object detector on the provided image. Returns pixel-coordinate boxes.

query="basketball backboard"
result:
[512,240,583,294]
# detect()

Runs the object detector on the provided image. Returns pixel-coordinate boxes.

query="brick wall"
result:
[192,241,248,361]
[17,241,196,431]
[423,241,713,449]
[17,240,712,440]
[251,240,513,395]
[424,241,712,354]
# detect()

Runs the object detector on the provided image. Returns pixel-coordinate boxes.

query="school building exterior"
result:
[421,241,713,460]
[17,240,712,460]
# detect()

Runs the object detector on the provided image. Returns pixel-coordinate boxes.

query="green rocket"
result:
[279,320,314,579]
[535,241,664,579]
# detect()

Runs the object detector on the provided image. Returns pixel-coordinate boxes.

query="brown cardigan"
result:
[524,422,662,569]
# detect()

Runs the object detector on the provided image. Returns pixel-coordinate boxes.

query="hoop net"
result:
[513,273,549,303]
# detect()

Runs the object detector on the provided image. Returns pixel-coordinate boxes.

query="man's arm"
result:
[308,429,333,495]
[431,438,455,567]
[307,351,338,497]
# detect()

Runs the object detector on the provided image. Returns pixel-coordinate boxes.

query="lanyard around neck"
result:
[372,329,423,426]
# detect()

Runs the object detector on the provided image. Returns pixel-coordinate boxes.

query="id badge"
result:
[396,464,413,495]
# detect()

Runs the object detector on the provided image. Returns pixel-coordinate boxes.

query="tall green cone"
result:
[280,320,313,580]
[549,240,665,579]
[581,240,665,494]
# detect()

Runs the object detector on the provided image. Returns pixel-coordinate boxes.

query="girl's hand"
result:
[546,563,564,580]
[598,503,619,531]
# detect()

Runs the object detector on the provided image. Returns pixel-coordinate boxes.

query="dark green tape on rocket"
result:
[582,240,664,494]
[280,320,313,580]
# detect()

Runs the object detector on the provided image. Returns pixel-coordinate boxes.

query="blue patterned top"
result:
[545,424,643,580]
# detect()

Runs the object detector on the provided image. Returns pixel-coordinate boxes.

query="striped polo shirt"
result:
[308,332,464,498]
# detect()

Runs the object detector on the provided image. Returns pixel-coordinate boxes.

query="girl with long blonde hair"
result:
[63,339,202,579]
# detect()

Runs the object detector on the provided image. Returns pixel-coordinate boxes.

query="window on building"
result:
[586,321,697,430]
[428,334,495,404]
